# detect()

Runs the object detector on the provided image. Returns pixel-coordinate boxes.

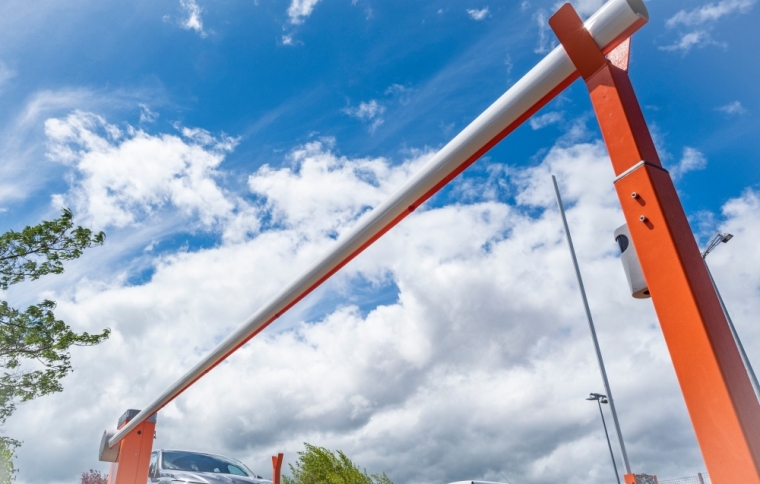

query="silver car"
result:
[148,449,273,484]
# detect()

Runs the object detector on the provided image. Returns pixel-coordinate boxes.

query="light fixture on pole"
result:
[553,175,631,479]
[702,233,760,401]
[587,393,621,484]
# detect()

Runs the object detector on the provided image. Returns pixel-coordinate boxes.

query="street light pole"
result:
[588,393,621,484]
[702,233,760,401]
[553,175,631,476]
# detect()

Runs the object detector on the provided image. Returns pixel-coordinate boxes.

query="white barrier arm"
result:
[107,0,648,449]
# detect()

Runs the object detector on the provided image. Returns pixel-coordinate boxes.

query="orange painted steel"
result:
[272,453,284,484]
[550,4,760,483]
[106,414,156,484]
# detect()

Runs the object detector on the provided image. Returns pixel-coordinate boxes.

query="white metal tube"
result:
[108,0,649,449]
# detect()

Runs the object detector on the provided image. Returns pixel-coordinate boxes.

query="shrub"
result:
[282,443,392,484]
[80,469,108,484]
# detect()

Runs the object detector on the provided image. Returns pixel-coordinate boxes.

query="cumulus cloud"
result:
[44,111,255,241]
[9,123,753,484]
[344,100,386,133]
[668,147,708,180]
[466,7,490,21]
[248,139,428,240]
[716,101,747,115]
[179,0,207,37]
[288,0,322,24]
[661,0,755,52]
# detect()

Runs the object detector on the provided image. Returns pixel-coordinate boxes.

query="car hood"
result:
[166,470,272,484]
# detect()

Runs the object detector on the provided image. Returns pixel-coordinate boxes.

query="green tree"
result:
[282,443,393,484]
[0,209,110,481]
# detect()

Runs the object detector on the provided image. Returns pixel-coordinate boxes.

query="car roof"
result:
[157,449,243,461]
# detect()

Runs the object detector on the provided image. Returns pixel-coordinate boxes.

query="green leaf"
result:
[0,208,105,290]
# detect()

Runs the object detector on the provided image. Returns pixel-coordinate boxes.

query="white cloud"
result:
[717,101,747,115]
[8,124,752,484]
[248,139,428,240]
[344,100,386,133]
[669,146,708,180]
[549,0,604,17]
[281,34,296,46]
[529,111,563,130]
[467,7,490,21]
[384,84,408,96]
[45,111,253,241]
[660,30,716,52]
[0,60,15,92]
[568,0,606,16]
[344,100,384,121]
[138,103,159,124]
[533,10,555,54]
[179,0,207,37]
[288,0,322,25]
[662,0,755,52]
[666,0,755,27]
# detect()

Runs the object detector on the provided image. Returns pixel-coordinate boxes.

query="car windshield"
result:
[161,451,254,477]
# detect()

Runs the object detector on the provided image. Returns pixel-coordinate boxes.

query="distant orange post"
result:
[272,453,284,484]
[549,4,760,483]
[107,410,156,484]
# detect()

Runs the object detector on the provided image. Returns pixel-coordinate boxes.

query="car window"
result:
[161,451,254,477]
[228,464,248,476]
[149,452,158,478]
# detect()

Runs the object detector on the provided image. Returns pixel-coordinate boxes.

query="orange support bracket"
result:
[106,410,156,484]
[272,452,284,484]
[549,4,760,483]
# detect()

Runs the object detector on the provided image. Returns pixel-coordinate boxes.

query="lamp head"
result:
[721,233,733,243]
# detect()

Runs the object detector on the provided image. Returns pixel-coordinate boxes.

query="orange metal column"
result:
[272,453,284,484]
[549,4,760,484]
[107,410,156,484]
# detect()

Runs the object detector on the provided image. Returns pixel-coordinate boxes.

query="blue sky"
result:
[1,0,759,483]
[2,0,758,228]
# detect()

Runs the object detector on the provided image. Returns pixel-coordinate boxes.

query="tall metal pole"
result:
[702,235,760,401]
[705,265,760,399]
[552,175,632,475]
[589,394,621,484]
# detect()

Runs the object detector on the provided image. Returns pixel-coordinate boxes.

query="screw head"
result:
[639,215,647,222]
[631,192,638,198]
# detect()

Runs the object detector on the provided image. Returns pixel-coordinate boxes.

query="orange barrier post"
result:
[549,4,760,483]
[105,410,156,484]
[272,453,284,484]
